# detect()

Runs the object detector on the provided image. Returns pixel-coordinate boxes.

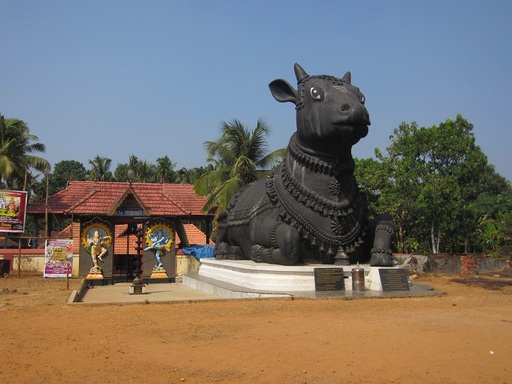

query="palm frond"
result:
[195,118,284,218]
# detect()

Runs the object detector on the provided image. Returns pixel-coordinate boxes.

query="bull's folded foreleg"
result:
[250,221,300,265]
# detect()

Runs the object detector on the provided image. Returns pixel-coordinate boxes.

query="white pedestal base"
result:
[195,259,409,293]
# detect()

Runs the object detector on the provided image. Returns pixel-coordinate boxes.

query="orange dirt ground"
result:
[1,271,511,384]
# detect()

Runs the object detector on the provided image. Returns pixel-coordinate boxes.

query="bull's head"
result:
[269,63,370,157]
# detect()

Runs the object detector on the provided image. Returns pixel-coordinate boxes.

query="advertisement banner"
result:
[44,239,74,278]
[0,190,28,233]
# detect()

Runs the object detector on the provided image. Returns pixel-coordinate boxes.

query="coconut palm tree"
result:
[0,115,49,190]
[88,155,113,181]
[175,165,213,184]
[138,160,156,183]
[156,156,177,183]
[194,119,285,217]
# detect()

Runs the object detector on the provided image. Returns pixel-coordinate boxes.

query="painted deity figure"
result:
[87,229,111,270]
[144,228,170,269]
[7,198,16,215]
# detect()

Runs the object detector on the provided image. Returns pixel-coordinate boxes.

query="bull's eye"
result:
[361,95,365,105]
[309,86,324,101]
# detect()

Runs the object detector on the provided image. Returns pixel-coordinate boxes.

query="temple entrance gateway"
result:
[27,181,213,283]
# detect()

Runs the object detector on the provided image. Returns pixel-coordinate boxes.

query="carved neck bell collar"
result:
[287,134,355,177]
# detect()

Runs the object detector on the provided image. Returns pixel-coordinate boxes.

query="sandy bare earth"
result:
[0,271,511,384]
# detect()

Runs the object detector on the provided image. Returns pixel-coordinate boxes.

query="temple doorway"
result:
[112,222,140,282]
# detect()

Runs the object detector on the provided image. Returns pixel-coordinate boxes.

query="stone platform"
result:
[183,259,442,299]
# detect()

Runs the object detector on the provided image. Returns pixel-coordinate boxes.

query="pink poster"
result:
[44,239,74,278]
[0,190,27,233]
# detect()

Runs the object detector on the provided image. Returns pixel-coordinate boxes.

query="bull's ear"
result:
[269,79,297,104]
[342,71,351,84]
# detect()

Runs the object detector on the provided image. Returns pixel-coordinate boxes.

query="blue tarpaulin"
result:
[182,244,215,259]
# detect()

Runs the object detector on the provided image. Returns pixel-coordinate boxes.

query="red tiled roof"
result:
[177,223,214,246]
[28,181,210,218]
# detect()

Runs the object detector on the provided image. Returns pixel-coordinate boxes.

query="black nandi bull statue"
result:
[215,63,394,267]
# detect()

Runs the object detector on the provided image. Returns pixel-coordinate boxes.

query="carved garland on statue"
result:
[221,134,368,258]
[287,133,355,177]
[265,135,368,258]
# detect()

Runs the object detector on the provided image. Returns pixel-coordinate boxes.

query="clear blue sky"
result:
[1,0,511,181]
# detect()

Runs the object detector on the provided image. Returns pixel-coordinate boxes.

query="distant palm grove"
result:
[1,114,511,255]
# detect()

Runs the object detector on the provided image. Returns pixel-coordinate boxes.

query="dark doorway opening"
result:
[112,222,140,282]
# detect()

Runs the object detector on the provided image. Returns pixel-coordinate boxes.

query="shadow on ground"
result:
[451,270,512,290]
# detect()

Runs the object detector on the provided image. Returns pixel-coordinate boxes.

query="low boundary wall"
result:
[0,250,200,278]
[0,249,79,276]
[395,253,511,275]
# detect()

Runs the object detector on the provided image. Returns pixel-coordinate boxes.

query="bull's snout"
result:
[338,103,370,125]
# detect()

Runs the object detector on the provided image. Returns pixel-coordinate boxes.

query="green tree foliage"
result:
[471,175,512,252]
[32,159,88,202]
[138,160,156,182]
[175,165,214,184]
[0,114,49,191]
[194,119,285,217]
[48,160,87,195]
[113,156,134,182]
[354,157,388,217]
[359,115,512,254]
[30,157,214,199]
[156,156,177,183]
[88,155,113,181]
[114,155,157,182]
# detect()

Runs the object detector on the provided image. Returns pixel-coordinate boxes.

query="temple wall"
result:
[0,249,80,276]
[176,254,200,277]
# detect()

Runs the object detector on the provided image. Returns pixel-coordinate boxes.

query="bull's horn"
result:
[294,63,309,82]
[342,71,351,84]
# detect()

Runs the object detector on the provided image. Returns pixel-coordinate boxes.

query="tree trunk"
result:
[436,227,441,254]
[431,220,437,254]
[431,221,441,254]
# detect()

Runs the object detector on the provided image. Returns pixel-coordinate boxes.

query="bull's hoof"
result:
[369,248,394,266]
[250,245,272,263]
[250,244,299,265]
[271,248,300,265]
[214,243,244,260]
